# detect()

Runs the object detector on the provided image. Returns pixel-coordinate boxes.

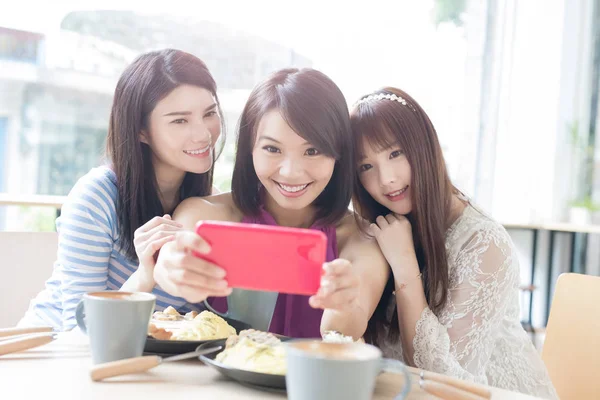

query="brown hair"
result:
[106,49,225,261]
[350,87,456,345]
[231,68,354,226]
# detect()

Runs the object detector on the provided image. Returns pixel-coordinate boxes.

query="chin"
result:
[383,201,412,216]
[186,160,214,174]
[267,187,319,210]
[276,195,315,210]
[394,209,411,216]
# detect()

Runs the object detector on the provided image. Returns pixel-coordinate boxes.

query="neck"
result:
[153,160,186,214]
[263,194,317,228]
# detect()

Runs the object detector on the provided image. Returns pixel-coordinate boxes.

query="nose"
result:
[279,156,303,179]
[190,121,212,145]
[378,163,397,187]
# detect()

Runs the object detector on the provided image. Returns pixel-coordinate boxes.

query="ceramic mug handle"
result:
[75,300,87,334]
[381,358,412,399]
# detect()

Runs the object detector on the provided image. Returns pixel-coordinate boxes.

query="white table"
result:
[0,331,544,400]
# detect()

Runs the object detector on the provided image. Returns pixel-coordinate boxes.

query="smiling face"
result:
[141,84,222,177]
[252,110,336,212]
[231,68,355,227]
[357,136,412,215]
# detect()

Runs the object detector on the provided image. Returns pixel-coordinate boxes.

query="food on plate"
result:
[148,323,173,340]
[148,308,236,341]
[212,329,363,375]
[170,311,236,341]
[152,306,185,321]
[152,307,199,322]
[225,329,281,348]
[184,311,199,320]
[164,306,179,316]
[216,330,286,375]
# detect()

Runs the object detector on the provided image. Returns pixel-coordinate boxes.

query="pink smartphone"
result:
[193,220,327,295]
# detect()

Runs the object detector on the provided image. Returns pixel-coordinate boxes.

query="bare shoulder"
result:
[335,213,388,281]
[173,192,242,230]
[335,212,374,254]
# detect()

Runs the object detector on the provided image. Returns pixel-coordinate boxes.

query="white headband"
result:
[353,92,418,113]
[354,93,408,106]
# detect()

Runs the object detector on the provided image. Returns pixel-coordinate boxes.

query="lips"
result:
[385,186,408,197]
[276,182,310,193]
[183,144,211,155]
[273,180,313,198]
[384,185,409,202]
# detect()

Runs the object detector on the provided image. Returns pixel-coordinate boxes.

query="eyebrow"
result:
[379,141,401,151]
[204,103,218,112]
[359,142,402,161]
[258,135,310,146]
[163,111,191,117]
[162,103,217,117]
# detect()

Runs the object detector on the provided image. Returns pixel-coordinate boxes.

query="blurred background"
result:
[0,0,598,331]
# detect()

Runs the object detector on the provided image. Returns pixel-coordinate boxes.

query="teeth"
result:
[388,187,407,197]
[184,145,210,155]
[278,183,309,193]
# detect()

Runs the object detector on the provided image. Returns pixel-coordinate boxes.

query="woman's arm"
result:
[124,190,223,292]
[390,223,518,384]
[120,215,182,293]
[317,219,389,340]
[20,171,115,330]
[152,196,235,303]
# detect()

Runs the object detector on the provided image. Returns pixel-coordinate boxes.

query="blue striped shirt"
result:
[19,166,201,331]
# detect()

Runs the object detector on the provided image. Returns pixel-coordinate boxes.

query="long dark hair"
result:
[350,87,456,346]
[231,68,354,226]
[106,49,225,261]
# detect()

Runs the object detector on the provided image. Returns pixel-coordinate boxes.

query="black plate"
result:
[198,337,289,390]
[144,317,252,355]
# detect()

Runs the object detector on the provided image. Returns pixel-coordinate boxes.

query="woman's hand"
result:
[133,214,182,289]
[370,214,419,278]
[153,230,232,303]
[309,259,359,312]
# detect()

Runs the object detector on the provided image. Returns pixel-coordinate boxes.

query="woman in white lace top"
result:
[349,88,557,399]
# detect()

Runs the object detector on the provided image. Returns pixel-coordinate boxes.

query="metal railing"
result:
[0,193,66,219]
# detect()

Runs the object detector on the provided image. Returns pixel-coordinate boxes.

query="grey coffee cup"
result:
[286,340,411,400]
[75,291,156,364]
[204,289,278,331]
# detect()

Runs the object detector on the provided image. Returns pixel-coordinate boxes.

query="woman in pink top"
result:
[150,68,389,339]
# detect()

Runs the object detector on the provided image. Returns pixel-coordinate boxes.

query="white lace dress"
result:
[377,205,558,399]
